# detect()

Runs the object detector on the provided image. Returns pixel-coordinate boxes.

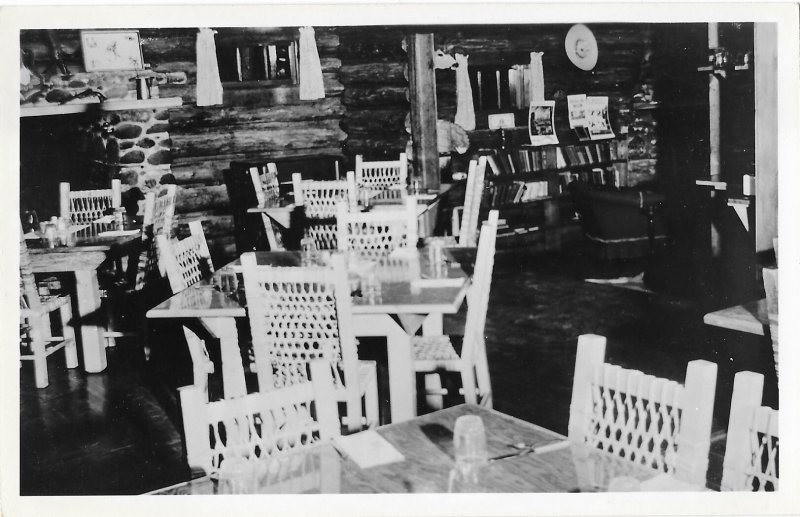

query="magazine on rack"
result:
[586,96,615,140]
[528,100,559,146]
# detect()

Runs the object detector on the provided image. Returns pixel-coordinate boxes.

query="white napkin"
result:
[94,215,115,224]
[412,276,466,288]
[639,473,709,492]
[333,430,404,469]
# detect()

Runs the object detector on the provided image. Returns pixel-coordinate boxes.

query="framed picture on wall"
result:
[81,30,144,72]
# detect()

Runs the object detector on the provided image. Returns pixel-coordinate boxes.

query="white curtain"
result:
[529,51,545,102]
[454,53,475,131]
[299,26,325,100]
[196,28,223,106]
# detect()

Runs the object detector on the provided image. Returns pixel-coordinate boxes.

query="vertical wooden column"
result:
[708,23,722,257]
[407,33,440,191]
[754,23,778,253]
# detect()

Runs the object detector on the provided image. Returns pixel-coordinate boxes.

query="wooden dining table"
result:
[146,248,471,422]
[148,404,707,494]
[25,225,142,373]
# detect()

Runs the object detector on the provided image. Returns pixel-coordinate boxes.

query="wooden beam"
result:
[407,33,439,191]
[754,23,778,253]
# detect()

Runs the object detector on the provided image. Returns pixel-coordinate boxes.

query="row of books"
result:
[560,141,626,167]
[482,139,627,177]
[483,148,560,176]
[487,180,551,206]
[558,162,628,188]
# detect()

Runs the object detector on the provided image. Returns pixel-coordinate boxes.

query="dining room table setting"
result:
[146,242,474,422]
[22,208,143,373]
[147,404,708,495]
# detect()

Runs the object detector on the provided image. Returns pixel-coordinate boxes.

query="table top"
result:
[25,225,141,273]
[703,298,769,335]
[148,404,680,495]
[147,248,470,319]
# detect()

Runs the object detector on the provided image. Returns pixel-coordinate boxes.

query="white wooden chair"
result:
[59,179,121,234]
[250,163,284,250]
[721,371,778,491]
[411,210,499,409]
[241,252,379,433]
[292,171,357,250]
[336,196,418,261]
[20,227,78,388]
[355,152,408,195]
[180,358,341,476]
[104,185,176,349]
[133,184,177,290]
[157,220,217,396]
[451,156,487,247]
[568,334,718,487]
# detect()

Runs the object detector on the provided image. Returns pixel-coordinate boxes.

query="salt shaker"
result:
[115,207,127,231]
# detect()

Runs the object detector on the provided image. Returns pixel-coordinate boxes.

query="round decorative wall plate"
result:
[565,24,598,71]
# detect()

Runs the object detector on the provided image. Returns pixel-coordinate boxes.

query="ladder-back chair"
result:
[336,196,418,261]
[134,184,177,290]
[59,179,121,234]
[180,359,341,476]
[241,252,378,432]
[452,156,487,247]
[292,171,357,250]
[250,163,283,250]
[157,220,216,398]
[568,334,718,487]
[721,371,779,491]
[412,210,499,409]
[355,153,408,195]
[19,227,78,388]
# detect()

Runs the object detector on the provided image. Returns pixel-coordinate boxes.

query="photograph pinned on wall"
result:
[81,30,144,72]
[528,100,559,146]
[586,96,615,140]
[567,94,591,141]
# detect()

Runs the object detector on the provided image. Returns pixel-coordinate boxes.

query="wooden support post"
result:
[407,33,440,191]
[708,23,722,257]
[568,334,606,444]
[754,23,778,253]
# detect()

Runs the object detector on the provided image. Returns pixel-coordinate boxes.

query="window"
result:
[217,41,298,85]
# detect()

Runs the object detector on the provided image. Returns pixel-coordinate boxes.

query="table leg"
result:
[201,317,247,399]
[74,270,107,373]
[353,314,415,423]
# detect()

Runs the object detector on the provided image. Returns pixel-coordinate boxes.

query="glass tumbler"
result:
[453,415,488,474]
[300,237,318,266]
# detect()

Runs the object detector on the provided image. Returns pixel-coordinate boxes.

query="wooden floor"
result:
[19,243,776,495]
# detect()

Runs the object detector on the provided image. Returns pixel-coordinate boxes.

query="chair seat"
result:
[412,335,464,368]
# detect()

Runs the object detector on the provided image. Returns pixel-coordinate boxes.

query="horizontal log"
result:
[173,212,234,236]
[341,108,408,133]
[172,145,345,181]
[344,135,409,157]
[342,86,409,107]
[339,62,407,85]
[170,96,345,130]
[337,30,407,60]
[176,184,230,213]
[172,120,347,158]
[160,72,344,105]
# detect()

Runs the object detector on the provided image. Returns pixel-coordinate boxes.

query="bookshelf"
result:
[475,135,629,250]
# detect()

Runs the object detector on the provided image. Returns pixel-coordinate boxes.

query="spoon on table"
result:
[489,440,570,462]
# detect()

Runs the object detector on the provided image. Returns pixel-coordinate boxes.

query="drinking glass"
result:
[453,415,488,480]
[300,237,318,266]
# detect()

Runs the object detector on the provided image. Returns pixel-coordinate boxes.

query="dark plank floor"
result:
[20,243,776,495]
